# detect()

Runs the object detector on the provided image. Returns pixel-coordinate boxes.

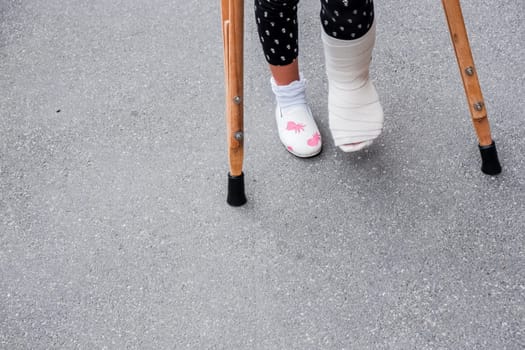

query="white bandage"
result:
[322,21,383,151]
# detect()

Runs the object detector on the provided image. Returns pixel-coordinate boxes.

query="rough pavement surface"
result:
[1,0,523,349]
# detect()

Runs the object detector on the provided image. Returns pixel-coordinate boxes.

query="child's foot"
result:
[322,21,383,153]
[271,77,322,158]
[275,103,322,158]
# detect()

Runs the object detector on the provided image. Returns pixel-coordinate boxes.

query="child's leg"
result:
[254,0,300,77]
[270,59,299,86]
[320,0,374,41]
[254,0,322,157]
[321,0,383,152]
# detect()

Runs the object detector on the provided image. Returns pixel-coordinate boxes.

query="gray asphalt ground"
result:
[1,0,524,349]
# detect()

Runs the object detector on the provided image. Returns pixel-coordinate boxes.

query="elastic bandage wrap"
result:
[322,21,383,147]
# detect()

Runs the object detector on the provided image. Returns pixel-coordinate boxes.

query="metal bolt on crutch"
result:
[442,0,502,175]
[221,0,247,206]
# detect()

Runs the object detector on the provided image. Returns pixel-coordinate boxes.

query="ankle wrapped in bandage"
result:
[322,21,383,149]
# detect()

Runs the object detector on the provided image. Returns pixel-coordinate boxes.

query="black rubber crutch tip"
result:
[479,141,502,175]
[227,172,247,206]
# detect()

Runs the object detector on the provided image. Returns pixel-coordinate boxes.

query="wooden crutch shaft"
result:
[442,0,493,147]
[442,0,501,175]
[222,0,247,206]
[222,0,244,177]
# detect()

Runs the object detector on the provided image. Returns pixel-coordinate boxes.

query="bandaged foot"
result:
[271,76,322,158]
[322,21,383,152]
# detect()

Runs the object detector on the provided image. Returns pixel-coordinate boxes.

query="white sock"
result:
[270,75,307,110]
[322,21,383,152]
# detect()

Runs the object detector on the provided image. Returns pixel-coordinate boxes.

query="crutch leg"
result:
[442,0,502,175]
[222,0,247,205]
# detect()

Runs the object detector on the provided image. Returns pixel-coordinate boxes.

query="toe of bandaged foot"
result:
[322,20,383,152]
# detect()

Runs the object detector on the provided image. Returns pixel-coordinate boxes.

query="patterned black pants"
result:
[255,0,374,65]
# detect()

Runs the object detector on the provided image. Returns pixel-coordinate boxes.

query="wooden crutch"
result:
[442,0,502,175]
[221,0,247,206]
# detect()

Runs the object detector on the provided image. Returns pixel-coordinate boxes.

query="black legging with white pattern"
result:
[255,0,374,65]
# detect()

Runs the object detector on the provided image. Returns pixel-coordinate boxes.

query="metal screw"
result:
[234,131,244,141]
[465,66,474,76]
[233,96,242,105]
[474,102,484,111]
